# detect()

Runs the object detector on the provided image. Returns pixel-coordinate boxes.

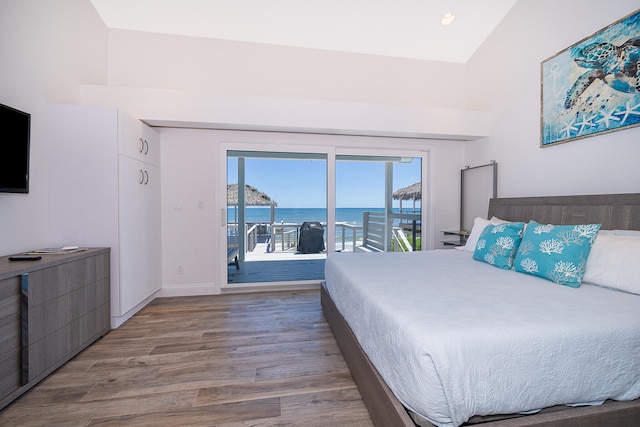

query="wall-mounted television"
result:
[0,103,31,193]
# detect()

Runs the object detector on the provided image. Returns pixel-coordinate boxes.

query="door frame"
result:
[335,146,432,253]
[218,140,431,292]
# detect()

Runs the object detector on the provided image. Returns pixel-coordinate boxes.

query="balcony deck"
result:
[226,215,419,284]
[227,241,326,284]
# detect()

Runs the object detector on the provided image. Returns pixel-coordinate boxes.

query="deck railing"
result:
[271,224,299,252]
[228,223,264,254]
[247,224,260,252]
[359,211,420,252]
[336,222,362,252]
[362,212,386,251]
[228,213,420,255]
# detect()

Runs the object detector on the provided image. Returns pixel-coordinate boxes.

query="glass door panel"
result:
[227,151,327,284]
[336,155,422,252]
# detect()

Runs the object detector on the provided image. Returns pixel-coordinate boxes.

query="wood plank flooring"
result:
[0,290,373,426]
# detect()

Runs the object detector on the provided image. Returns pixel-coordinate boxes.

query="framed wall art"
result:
[541,9,640,147]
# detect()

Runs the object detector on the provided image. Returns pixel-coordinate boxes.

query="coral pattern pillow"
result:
[473,222,526,269]
[514,220,601,287]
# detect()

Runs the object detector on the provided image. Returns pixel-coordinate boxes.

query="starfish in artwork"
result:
[560,119,578,138]
[574,113,598,135]
[596,108,621,128]
[616,100,640,125]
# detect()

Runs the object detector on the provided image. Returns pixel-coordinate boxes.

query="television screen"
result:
[0,103,31,193]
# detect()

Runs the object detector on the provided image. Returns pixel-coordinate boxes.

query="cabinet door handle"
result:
[139,169,145,184]
[143,170,149,185]
[143,139,149,155]
[139,138,144,153]
[20,273,29,385]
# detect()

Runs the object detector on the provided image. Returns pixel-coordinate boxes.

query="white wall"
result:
[159,128,465,295]
[78,85,490,141]
[465,0,640,197]
[83,26,491,141]
[106,29,468,109]
[160,128,218,295]
[0,0,107,255]
[81,29,491,140]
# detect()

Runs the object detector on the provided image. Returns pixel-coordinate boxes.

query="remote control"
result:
[8,255,42,261]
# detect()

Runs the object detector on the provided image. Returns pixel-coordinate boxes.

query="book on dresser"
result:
[24,246,87,255]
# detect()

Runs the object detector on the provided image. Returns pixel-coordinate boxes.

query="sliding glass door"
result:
[221,142,429,289]
[227,151,327,284]
[336,155,422,253]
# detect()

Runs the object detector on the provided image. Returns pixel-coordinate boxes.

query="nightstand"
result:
[441,230,469,247]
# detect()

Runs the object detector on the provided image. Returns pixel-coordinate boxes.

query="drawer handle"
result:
[21,273,29,385]
[143,170,149,185]
[143,139,149,155]
[139,138,144,153]
[139,169,145,184]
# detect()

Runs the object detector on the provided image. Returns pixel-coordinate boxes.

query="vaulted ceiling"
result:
[90,0,518,63]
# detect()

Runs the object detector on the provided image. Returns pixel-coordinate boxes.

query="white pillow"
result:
[583,234,640,295]
[463,217,508,252]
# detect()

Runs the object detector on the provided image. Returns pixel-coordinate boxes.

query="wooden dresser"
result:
[0,248,110,410]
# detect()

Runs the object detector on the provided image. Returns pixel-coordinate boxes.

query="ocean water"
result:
[227,207,419,225]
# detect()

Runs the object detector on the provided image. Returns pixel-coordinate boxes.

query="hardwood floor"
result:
[0,291,374,426]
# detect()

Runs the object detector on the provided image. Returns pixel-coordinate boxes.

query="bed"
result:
[321,193,640,427]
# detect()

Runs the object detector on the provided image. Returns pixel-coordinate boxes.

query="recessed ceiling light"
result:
[441,12,456,26]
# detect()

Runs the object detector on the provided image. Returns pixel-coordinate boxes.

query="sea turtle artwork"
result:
[540,9,640,146]
[565,37,640,109]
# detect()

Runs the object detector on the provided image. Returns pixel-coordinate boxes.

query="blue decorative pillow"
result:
[513,220,601,287]
[473,222,526,269]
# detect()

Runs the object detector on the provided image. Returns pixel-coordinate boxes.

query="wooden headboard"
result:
[488,193,640,230]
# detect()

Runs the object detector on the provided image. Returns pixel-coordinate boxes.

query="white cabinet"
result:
[117,111,160,166]
[115,111,161,316]
[117,155,160,314]
[47,105,161,327]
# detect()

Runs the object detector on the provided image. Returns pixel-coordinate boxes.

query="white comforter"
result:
[324,249,640,427]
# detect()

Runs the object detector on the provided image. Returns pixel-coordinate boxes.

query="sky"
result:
[228,155,421,208]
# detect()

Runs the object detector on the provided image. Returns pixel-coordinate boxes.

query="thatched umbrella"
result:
[227,183,277,224]
[227,184,277,207]
[393,182,421,216]
[393,182,422,201]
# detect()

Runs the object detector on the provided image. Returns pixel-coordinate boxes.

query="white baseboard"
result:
[157,283,219,297]
[110,291,158,329]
